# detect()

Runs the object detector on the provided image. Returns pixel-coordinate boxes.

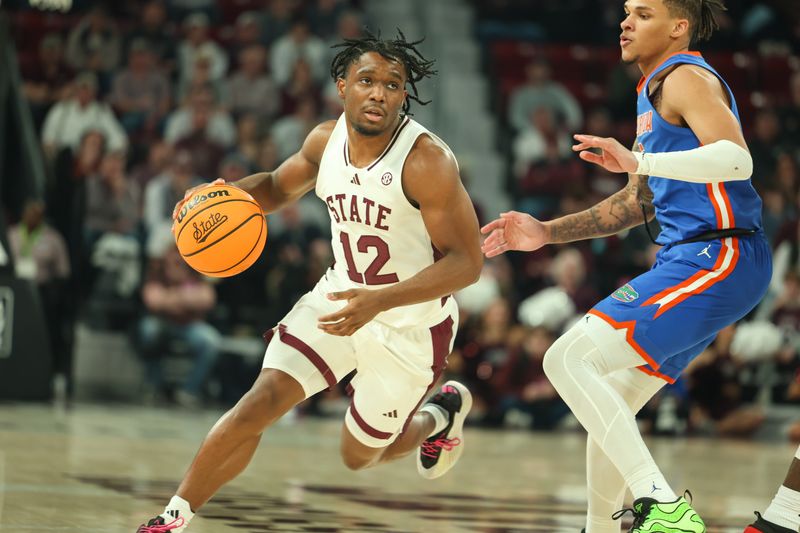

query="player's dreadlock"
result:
[330,29,437,115]
[663,0,727,43]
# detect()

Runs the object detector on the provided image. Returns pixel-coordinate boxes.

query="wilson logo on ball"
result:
[193,212,229,244]
[176,189,231,224]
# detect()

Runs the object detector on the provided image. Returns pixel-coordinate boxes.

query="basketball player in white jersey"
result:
[136,31,482,532]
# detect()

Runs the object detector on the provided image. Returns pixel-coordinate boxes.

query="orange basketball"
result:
[174,184,267,278]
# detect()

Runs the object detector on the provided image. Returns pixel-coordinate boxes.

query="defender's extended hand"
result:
[318,289,386,337]
[572,134,638,174]
[480,211,549,258]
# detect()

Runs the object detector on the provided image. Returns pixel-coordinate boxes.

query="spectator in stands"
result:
[453,297,524,418]
[165,84,236,148]
[110,39,171,136]
[512,105,574,177]
[258,0,295,47]
[779,71,800,145]
[49,130,106,262]
[143,149,202,251]
[230,114,261,169]
[750,108,784,182]
[65,5,122,87]
[129,140,174,187]
[762,188,791,244]
[513,106,582,215]
[217,153,250,183]
[177,12,228,91]
[270,97,319,161]
[270,18,327,87]
[686,325,766,437]
[279,58,322,117]
[223,44,279,120]
[309,0,350,40]
[41,72,128,157]
[773,152,799,215]
[167,0,218,29]
[228,11,263,62]
[173,101,226,179]
[22,34,73,130]
[487,326,568,430]
[256,135,280,170]
[325,9,364,67]
[7,199,73,396]
[176,52,227,104]
[137,244,220,408]
[125,0,177,75]
[606,61,641,122]
[84,151,141,253]
[518,247,597,332]
[507,57,583,133]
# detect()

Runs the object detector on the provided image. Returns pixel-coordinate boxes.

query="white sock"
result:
[627,465,677,502]
[420,404,449,436]
[162,495,194,531]
[763,485,800,531]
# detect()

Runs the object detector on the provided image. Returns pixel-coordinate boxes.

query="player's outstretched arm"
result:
[171,121,334,221]
[318,136,482,337]
[481,169,651,257]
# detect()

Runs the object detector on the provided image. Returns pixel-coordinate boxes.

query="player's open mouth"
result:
[620,36,632,47]
[364,109,384,122]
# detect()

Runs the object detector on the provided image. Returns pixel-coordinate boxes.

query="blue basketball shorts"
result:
[590,234,772,382]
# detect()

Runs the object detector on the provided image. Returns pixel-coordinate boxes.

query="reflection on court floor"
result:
[0,404,793,532]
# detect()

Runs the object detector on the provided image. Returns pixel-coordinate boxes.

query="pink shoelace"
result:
[420,437,462,458]
[138,517,185,532]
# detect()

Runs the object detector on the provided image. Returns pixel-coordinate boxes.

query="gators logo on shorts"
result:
[611,284,639,303]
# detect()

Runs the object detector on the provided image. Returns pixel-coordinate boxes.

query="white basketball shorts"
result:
[262,278,458,448]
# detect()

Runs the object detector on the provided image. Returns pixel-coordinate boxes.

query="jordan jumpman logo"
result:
[697,245,712,259]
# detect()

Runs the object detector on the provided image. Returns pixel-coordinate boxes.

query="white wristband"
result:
[633,140,752,183]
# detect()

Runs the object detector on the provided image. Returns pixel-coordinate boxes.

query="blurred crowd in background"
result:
[3,0,800,439]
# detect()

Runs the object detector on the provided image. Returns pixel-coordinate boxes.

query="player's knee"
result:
[543,334,569,384]
[231,369,303,434]
[340,447,375,471]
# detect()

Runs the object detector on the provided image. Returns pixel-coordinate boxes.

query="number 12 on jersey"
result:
[339,231,399,285]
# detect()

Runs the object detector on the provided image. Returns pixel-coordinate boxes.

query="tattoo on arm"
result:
[550,182,643,242]
[636,174,655,220]
[548,139,655,243]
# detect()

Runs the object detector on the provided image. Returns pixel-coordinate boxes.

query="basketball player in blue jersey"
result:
[483,1,771,532]
[135,31,482,533]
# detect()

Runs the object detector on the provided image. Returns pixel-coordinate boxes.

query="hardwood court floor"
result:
[0,403,793,532]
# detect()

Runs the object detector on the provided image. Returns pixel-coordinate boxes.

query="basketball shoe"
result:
[744,512,797,533]
[416,380,472,479]
[613,492,706,532]
[136,515,186,532]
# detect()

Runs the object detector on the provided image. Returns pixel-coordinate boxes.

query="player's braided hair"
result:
[330,29,437,115]
[663,0,727,43]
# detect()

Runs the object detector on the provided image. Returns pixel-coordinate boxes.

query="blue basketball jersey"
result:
[635,52,763,245]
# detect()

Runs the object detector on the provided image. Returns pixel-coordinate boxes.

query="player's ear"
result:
[336,77,346,99]
[671,18,690,40]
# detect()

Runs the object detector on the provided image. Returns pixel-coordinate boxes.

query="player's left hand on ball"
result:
[318,289,385,336]
[572,134,638,174]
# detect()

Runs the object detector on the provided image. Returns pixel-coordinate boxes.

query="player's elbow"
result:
[724,140,752,181]
[464,250,483,286]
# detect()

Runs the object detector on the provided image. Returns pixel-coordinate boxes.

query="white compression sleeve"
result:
[633,139,753,183]
[585,370,665,533]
